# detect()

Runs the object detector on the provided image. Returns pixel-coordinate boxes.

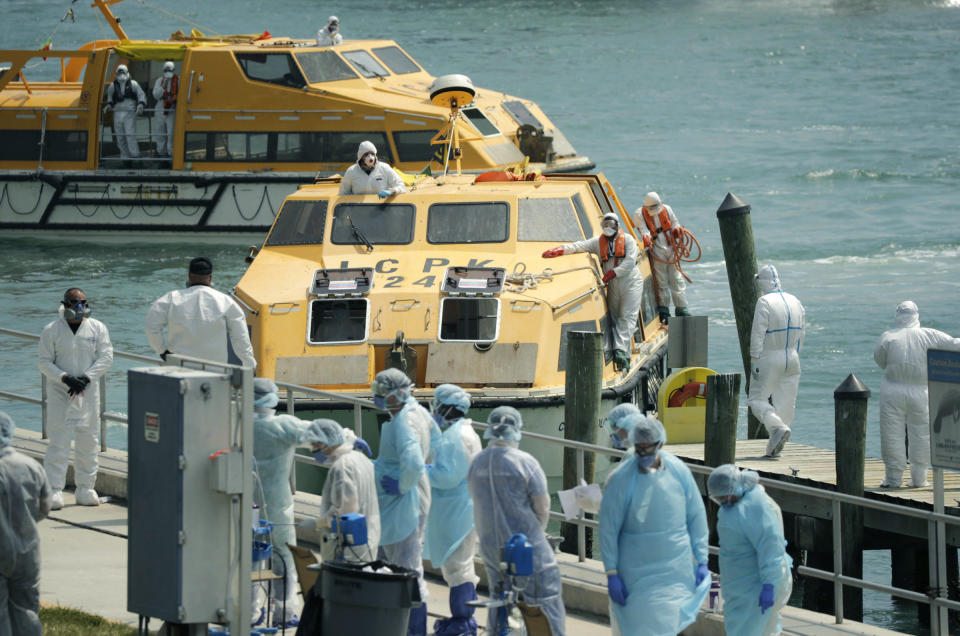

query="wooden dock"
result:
[669,438,960,545]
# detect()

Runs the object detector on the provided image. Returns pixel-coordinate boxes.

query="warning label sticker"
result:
[145,412,160,443]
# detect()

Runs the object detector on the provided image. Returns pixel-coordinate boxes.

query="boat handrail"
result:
[186,108,353,115]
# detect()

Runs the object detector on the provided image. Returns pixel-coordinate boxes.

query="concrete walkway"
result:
[37,493,906,635]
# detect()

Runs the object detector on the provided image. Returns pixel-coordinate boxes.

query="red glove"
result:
[672,228,683,241]
[642,235,652,249]
[542,247,564,258]
[602,270,616,284]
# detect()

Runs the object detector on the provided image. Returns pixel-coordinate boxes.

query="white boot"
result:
[76,487,101,506]
[909,464,929,488]
[50,490,64,511]
[764,428,791,458]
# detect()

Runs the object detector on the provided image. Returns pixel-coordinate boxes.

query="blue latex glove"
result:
[381,475,400,495]
[353,438,372,457]
[695,562,710,586]
[378,189,391,199]
[759,583,775,613]
[607,574,628,606]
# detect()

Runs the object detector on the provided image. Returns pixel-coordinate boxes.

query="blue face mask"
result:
[373,395,386,410]
[609,432,627,450]
[636,453,657,471]
[433,412,449,429]
[313,451,329,465]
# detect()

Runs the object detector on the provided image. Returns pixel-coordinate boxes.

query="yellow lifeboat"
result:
[657,366,718,443]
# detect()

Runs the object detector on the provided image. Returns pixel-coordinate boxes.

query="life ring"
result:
[668,381,707,408]
[474,171,519,183]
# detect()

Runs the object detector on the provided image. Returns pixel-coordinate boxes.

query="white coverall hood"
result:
[757,265,781,294]
[357,140,377,161]
[895,301,920,328]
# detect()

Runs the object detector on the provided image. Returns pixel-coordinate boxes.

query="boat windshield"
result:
[266,200,327,246]
[427,202,509,244]
[295,51,359,83]
[517,197,585,243]
[371,46,420,74]
[235,53,306,89]
[341,51,390,79]
[331,203,415,245]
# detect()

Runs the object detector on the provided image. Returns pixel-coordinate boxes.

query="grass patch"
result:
[39,605,138,635]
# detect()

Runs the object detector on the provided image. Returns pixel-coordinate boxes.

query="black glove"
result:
[62,375,85,396]
[161,350,171,361]
[78,375,91,390]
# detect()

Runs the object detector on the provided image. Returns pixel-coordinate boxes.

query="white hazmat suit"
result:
[315,427,381,563]
[316,17,343,46]
[633,193,688,318]
[548,216,644,361]
[145,284,256,368]
[38,309,113,500]
[874,301,960,488]
[105,68,146,159]
[151,63,178,156]
[0,412,51,636]
[747,265,805,457]
[339,141,406,196]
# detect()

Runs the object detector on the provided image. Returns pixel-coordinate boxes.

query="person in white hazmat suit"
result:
[633,191,690,323]
[747,265,805,458]
[874,301,960,488]
[38,288,113,510]
[423,384,482,636]
[145,257,256,369]
[104,64,146,159]
[151,61,178,157]
[251,378,310,628]
[316,16,343,46]
[373,368,438,636]
[0,412,52,636]
[339,141,406,198]
[542,212,644,371]
[708,464,793,636]
[301,418,380,563]
[467,406,566,636]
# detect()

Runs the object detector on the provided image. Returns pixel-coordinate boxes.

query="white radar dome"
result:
[429,74,476,109]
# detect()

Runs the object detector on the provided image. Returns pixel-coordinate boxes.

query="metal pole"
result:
[286,388,295,416]
[354,403,362,435]
[832,499,844,624]
[577,448,585,562]
[934,467,948,634]
[99,375,107,452]
[40,375,48,439]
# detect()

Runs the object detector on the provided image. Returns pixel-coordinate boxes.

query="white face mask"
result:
[362,154,376,169]
[117,72,129,81]
[602,226,617,237]
[163,70,174,77]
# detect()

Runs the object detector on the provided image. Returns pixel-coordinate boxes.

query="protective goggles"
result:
[601,219,618,230]
[634,442,661,457]
[709,495,738,507]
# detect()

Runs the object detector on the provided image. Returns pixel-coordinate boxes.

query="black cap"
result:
[189,257,213,275]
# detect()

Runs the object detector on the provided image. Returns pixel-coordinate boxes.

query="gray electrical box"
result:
[667,316,709,369]
[127,367,234,623]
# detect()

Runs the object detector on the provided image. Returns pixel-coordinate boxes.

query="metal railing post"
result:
[576,447,585,562]
[286,389,295,416]
[99,375,107,452]
[832,499,844,624]
[40,374,48,439]
[354,403,362,436]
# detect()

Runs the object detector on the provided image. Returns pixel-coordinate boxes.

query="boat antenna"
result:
[428,74,481,178]
[90,0,128,40]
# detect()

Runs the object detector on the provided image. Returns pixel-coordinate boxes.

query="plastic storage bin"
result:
[318,560,420,635]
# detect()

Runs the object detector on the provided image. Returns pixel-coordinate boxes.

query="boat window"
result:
[308,299,368,344]
[0,130,88,162]
[439,298,500,343]
[295,51,358,83]
[266,200,327,246]
[234,52,306,89]
[331,203,415,245]
[502,100,543,129]
[182,131,393,164]
[341,51,390,79]
[462,108,500,137]
[588,181,614,215]
[392,130,441,163]
[518,198,584,243]
[427,202,509,244]
[371,46,420,74]
[570,193,594,238]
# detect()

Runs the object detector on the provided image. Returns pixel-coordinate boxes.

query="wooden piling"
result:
[561,331,602,556]
[704,372,741,568]
[834,373,870,622]
[715,193,763,439]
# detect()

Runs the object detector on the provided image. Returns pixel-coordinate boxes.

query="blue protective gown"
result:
[423,418,480,568]
[375,397,428,546]
[717,485,793,636]
[599,451,710,636]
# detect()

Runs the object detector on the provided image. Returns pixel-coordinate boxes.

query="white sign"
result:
[928,349,960,470]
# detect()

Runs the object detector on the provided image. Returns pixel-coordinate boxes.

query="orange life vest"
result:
[598,232,625,265]
[641,206,672,238]
[161,75,179,111]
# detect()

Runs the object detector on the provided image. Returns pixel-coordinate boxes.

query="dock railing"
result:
[2,325,958,630]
